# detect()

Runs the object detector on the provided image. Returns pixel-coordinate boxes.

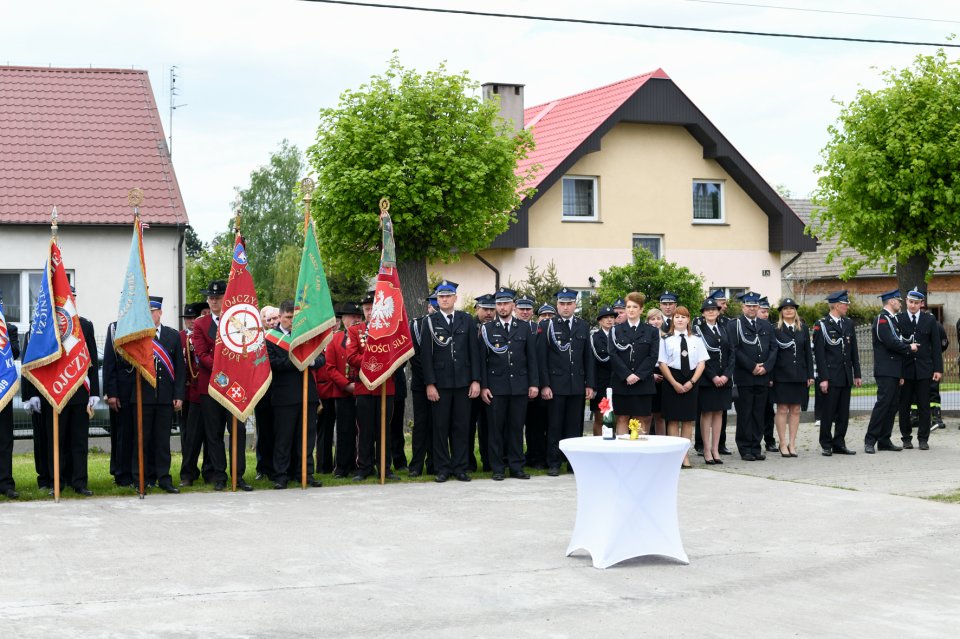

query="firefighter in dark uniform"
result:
[103,317,137,487]
[421,280,481,483]
[20,331,54,490]
[323,302,362,479]
[694,289,732,455]
[812,291,861,455]
[468,293,496,472]
[178,302,210,486]
[266,300,323,488]
[896,287,942,450]
[521,298,549,469]
[864,289,917,454]
[726,292,777,461]
[589,305,616,436]
[407,295,437,477]
[131,296,186,493]
[479,287,538,481]
[538,287,596,476]
[0,313,19,499]
[757,297,778,452]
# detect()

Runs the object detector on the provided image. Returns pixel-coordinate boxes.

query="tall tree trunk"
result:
[397,257,429,324]
[897,253,930,299]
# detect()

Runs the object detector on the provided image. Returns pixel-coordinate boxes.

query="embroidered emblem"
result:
[214,372,229,388]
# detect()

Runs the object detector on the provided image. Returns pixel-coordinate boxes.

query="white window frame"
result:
[692,179,725,224]
[0,269,73,330]
[561,175,599,222]
[632,234,664,260]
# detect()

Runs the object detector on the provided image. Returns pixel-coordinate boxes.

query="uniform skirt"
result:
[612,393,652,417]
[661,367,699,422]
[652,380,662,413]
[698,383,732,412]
[773,381,808,405]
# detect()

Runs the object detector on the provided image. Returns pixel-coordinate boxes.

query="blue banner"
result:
[22,255,60,370]
[0,298,19,412]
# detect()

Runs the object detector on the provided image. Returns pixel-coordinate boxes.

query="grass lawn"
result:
[5,436,548,502]
[929,489,960,504]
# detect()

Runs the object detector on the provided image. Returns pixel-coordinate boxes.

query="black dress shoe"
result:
[765,444,779,453]
[822,448,833,456]
[919,441,930,450]
[273,481,287,489]
[492,473,505,481]
[456,472,471,482]
[878,442,902,451]
[510,470,531,479]
[352,473,367,482]
[214,481,226,491]
[309,478,323,487]
[834,446,856,455]
[408,470,421,478]
[547,467,560,477]
[179,479,193,487]
[864,443,875,454]
[385,472,401,481]
[755,453,766,461]
[741,453,756,462]
[434,473,448,483]
[238,480,254,492]
[74,487,93,496]
[712,458,723,465]
[902,440,914,449]
[719,447,732,455]
[158,484,180,494]
[333,473,347,479]
[3,488,19,499]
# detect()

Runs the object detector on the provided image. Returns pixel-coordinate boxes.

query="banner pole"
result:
[302,370,308,489]
[136,371,146,499]
[53,408,60,503]
[380,384,387,485]
[231,416,238,492]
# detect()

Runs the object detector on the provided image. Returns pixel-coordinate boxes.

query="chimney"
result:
[482,83,525,134]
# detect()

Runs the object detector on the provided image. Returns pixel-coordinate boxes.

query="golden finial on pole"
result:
[233,196,242,235]
[50,206,59,237]
[127,188,144,217]
[300,177,315,231]
[379,197,390,214]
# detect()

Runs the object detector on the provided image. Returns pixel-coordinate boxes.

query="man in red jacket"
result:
[324,302,362,478]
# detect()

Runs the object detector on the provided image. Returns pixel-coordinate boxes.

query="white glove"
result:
[88,396,100,409]
[25,397,41,414]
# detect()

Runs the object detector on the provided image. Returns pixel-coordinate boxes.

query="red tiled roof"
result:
[518,69,669,191]
[0,66,188,226]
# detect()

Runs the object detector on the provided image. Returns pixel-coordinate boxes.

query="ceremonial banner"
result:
[21,241,92,411]
[209,236,272,421]
[289,217,336,370]
[0,298,19,412]
[113,216,157,387]
[359,210,414,390]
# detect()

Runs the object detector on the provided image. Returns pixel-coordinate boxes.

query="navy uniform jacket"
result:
[694,322,734,387]
[131,325,186,406]
[409,316,427,392]
[479,318,538,396]
[896,311,943,380]
[267,335,321,406]
[871,310,912,378]
[589,328,613,393]
[607,321,659,395]
[537,316,596,395]
[103,321,136,402]
[772,323,814,383]
[725,316,777,386]
[421,310,481,389]
[812,315,861,386]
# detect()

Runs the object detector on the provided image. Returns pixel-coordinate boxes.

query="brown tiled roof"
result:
[783,198,960,278]
[0,66,188,226]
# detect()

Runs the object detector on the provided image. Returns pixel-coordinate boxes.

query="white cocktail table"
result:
[559,435,691,569]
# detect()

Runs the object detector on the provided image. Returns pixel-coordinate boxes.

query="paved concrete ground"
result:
[2,418,959,638]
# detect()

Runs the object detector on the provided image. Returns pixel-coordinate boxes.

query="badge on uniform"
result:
[681,350,688,357]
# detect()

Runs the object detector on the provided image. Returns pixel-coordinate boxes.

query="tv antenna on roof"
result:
[168,66,188,158]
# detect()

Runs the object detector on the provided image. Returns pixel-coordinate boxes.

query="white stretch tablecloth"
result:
[559,435,691,569]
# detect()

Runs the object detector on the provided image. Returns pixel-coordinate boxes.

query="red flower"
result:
[598,397,611,413]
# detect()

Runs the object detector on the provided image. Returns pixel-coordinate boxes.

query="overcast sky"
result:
[4,0,958,242]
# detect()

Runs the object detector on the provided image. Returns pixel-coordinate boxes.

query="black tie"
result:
[713,325,720,339]
[680,334,691,377]
[568,319,573,332]
[749,319,755,330]
[447,314,453,325]
[911,314,917,329]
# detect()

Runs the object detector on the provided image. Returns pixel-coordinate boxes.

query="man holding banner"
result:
[0,297,20,499]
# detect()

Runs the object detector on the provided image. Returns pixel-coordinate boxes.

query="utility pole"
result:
[168,66,187,158]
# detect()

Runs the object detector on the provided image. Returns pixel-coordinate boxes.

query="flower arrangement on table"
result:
[628,418,646,440]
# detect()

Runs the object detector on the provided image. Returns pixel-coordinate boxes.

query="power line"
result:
[683,0,960,25]
[300,0,960,48]
[684,0,960,24]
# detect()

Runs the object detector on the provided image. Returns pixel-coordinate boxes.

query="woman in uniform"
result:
[659,306,710,468]
[608,292,660,436]
[772,298,814,457]
[694,298,734,465]
[646,307,666,435]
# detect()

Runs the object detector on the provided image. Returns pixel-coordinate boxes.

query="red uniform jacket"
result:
[345,321,395,396]
[190,314,218,397]
[181,329,202,404]
[322,329,356,399]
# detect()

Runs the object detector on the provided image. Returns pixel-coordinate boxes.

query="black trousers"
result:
[865,376,900,446]
[408,388,434,474]
[273,402,318,483]
[356,394,394,477]
[316,397,336,473]
[546,393,585,470]
[487,395,527,474]
[0,404,14,492]
[431,387,471,476]
[45,402,89,490]
[467,397,489,472]
[763,393,776,446]
[899,377,932,443]
[254,399,275,479]
[134,403,174,487]
[111,399,135,486]
[734,384,767,457]
[32,407,52,488]
[524,398,548,467]
[819,384,852,450]
[179,400,205,482]
[390,394,408,470]
[333,397,357,476]
[201,395,245,482]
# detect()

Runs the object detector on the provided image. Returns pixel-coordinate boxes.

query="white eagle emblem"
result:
[369,290,395,330]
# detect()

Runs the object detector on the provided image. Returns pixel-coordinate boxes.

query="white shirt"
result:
[658,332,710,369]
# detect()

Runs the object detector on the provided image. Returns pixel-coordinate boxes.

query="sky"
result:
[3,0,959,242]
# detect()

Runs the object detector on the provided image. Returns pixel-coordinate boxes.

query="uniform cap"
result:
[339,302,362,317]
[708,289,727,301]
[906,287,925,301]
[826,290,850,304]
[149,296,163,310]
[538,303,557,315]
[434,280,458,295]
[777,298,798,311]
[201,280,227,296]
[701,298,720,312]
[180,303,199,319]
[758,296,770,310]
[596,305,616,320]
[475,294,496,309]
[515,297,534,309]
[555,287,577,301]
[659,291,678,303]
[741,292,761,306]
[360,290,376,305]
[494,287,516,302]
[613,297,626,309]
[879,289,902,302]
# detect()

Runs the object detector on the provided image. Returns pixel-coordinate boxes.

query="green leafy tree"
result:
[234,139,307,302]
[507,258,565,308]
[595,248,705,312]
[185,232,233,304]
[184,225,204,259]
[813,49,960,295]
[306,54,537,318]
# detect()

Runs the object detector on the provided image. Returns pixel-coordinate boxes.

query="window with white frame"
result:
[0,269,73,327]
[632,234,663,260]
[562,176,598,221]
[692,179,724,223]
